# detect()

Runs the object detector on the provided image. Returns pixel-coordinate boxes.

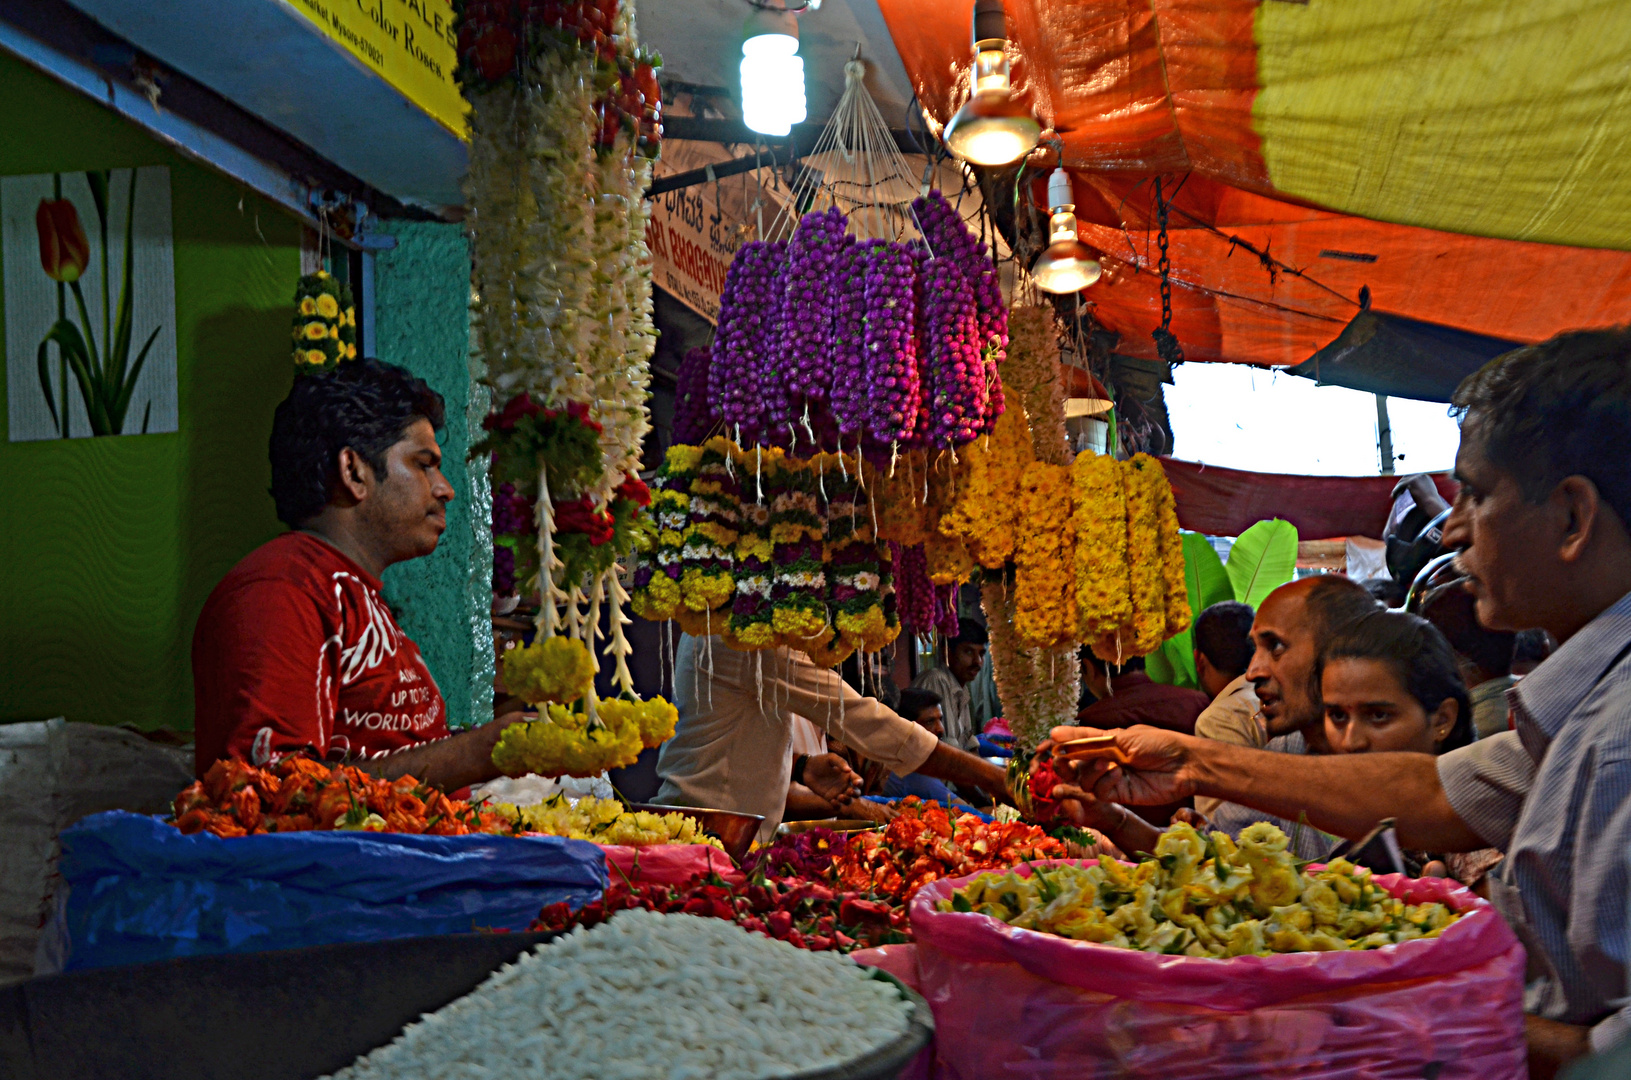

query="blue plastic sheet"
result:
[58,811,607,971]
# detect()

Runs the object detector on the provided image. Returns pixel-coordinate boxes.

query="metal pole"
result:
[1376,393,1395,475]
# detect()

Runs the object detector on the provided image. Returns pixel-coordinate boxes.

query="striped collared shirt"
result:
[1438,589,1631,1052]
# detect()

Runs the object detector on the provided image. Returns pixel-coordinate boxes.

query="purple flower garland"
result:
[781,207,846,412]
[711,240,786,446]
[914,191,1008,437]
[673,346,714,445]
[862,241,920,447]
[893,541,936,634]
[828,237,876,441]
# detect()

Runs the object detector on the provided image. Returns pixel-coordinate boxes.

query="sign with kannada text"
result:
[285,0,468,137]
[647,184,740,324]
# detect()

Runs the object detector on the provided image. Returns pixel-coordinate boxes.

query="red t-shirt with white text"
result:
[192,531,449,776]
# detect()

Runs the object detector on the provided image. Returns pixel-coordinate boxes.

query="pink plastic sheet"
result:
[852,944,935,1080]
[595,843,743,887]
[910,863,1526,1079]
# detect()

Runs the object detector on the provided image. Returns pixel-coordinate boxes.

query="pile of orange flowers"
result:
[170,758,512,838]
[834,798,1072,903]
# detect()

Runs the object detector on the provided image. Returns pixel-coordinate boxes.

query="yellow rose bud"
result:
[303,321,328,341]
[345,343,357,359]
[306,349,327,365]
[299,297,318,316]
[316,294,339,319]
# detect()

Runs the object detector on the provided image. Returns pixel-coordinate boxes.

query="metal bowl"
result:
[629,803,763,865]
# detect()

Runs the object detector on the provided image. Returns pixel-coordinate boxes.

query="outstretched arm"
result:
[359,714,523,791]
[1049,724,1488,852]
[916,742,1011,802]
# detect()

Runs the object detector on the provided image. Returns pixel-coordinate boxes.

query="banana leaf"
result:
[1146,532,1234,688]
[1226,519,1300,608]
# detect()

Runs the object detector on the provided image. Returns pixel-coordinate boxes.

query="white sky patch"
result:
[1162,363,1462,476]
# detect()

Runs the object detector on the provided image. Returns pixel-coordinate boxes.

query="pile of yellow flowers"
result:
[490,696,678,779]
[500,795,722,849]
[941,822,1460,957]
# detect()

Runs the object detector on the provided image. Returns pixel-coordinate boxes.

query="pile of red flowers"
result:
[170,758,511,838]
[835,798,1068,902]
[532,873,907,953]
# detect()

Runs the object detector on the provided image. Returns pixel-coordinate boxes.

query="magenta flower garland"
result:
[673,346,714,445]
[706,194,1008,454]
[863,241,921,446]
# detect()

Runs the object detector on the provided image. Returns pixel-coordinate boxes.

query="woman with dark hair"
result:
[1317,611,1499,887]
[1317,611,1475,756]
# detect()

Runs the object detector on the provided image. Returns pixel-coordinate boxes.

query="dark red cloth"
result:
[1075,672,1210,736]
[192,532,448,777]
[1159,457,1459,541]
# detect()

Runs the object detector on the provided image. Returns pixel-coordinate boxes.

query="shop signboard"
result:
[2,167,179,441]
[285,0,468,138]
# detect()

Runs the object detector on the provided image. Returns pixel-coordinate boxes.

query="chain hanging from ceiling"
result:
[1150,175,1185,367]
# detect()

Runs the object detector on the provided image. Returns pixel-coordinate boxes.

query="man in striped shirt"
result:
[1050,330,1631,1077]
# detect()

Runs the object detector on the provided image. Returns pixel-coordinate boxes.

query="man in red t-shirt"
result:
[193,359,519,790]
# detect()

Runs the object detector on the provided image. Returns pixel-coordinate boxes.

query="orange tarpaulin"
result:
[877,0,1631,368]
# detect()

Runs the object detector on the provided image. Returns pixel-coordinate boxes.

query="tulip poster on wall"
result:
[1,167,178,441]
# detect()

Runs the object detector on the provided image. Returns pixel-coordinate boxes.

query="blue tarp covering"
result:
[58,811,607,970]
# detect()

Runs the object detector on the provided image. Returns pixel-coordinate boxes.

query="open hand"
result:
[802,753,863,804]
[1047,724,1198,806]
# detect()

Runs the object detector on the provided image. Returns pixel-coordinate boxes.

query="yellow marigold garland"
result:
[1012,462,1078,648]
[937,404,1032,568]
[925,532,975,586]
[1123,454,1170,656]
[502,636,596,705]
[1071,451,1132,645]
[1148,456,1192,638]
[490,702,644,778]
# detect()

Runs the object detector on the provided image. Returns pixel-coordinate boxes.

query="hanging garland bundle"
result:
[936,402,1033,569]
[706,191,1006,457]
[1012,462,1079,650]
[290,271,357,372]
[458,0,673,771]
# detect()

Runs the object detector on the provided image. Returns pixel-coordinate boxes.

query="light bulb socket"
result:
[744,2,798,47]
[1047,169,1074,213]
[972,0,1007,49]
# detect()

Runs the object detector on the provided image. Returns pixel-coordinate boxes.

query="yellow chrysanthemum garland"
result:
[501,795,721,849]
[502,636,597,705]
[1002,307,1071,466]
[937,403,1033,568]
[490,695,677,780]
[1071,451,1133,648]
[1012,462,1078,649]
[1123,453,1171,656]
[1149,456,1192,639]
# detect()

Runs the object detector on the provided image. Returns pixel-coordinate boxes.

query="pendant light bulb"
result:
[942,0,1040,167]
[1030,169,1102,294]
[741,3,806,137]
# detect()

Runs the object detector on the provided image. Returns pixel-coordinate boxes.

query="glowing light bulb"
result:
[942,1,1039,167]
[741,10,806,137]
[1031,170,1102,294]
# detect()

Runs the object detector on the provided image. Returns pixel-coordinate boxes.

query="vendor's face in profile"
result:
[358,418,454,561]
[1245,583,1322,739]
[1322,657,1454,755]
[1443,420,1553,633]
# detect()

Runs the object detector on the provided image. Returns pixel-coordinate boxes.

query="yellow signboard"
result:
[285,0,469,138]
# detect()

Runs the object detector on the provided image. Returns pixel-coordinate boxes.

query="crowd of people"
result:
[646,327,1631,1076]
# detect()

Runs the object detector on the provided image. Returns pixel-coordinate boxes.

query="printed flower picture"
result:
[2,167,177,440]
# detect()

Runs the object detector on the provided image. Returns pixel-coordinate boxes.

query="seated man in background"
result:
[912,618,987,751]
[881,689,974,810]
[1076,652,1209,735]
[1190,600,1259,818]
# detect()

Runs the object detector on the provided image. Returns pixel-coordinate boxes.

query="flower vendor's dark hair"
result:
[1194,600,1256,679]
[1451,327,1631,526]
[1316,610,1474,754]
[897,688,942,725]
[269,358,445,527]
[951,617,988,647]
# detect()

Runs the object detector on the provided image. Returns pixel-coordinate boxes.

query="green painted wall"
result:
[0,54,300,730]
[374,221,491,730]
